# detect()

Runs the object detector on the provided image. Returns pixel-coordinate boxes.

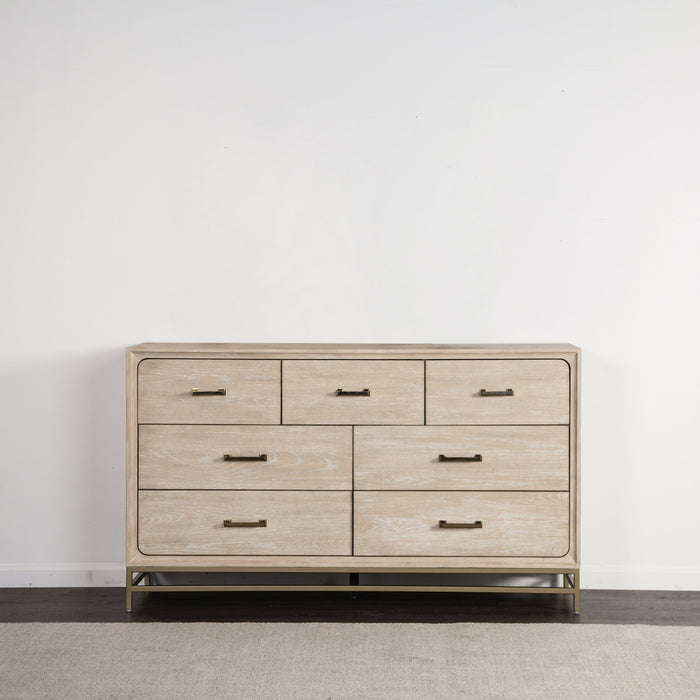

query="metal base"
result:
[126,567,580,613]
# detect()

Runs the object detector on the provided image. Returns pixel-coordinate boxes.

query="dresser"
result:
[126,343,581,611]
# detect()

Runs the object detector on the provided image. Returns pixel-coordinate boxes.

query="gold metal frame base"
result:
[126,567,580,614]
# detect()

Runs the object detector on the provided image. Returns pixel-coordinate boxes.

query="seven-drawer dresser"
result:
[126,343,581,611]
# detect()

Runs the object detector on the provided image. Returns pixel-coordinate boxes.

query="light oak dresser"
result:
[126,343,581,611]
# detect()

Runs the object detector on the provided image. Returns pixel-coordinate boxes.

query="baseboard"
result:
[0,564,124,587]
[581,565,700,591]
[2,564,699,590]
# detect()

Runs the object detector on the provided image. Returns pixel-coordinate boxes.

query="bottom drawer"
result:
[354,491,569,557]
[139,490,352,556]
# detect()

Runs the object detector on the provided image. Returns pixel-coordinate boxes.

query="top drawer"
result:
[426,360,569,425]
[138,359,280,424]
[282,360,424,424]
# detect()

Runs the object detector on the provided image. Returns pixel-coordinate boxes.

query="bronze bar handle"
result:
[223,453,268,462]
[479,389,514,397]
[439,520,483,529]
[439,454,483,463]
[223,519,267,528]
[192,388,226,396]
[336,388,370,396]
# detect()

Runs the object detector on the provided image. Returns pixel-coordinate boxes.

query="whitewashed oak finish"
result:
[126,343,581,611]
[282,360,424,425]
[139,425,352,490]
[426,359,570,425]
[129,343,578,357]
[354,491,569,557]
[139,490,352,556]
[138,359,280,424]
[354,426,569,491]
[125,555,578,568]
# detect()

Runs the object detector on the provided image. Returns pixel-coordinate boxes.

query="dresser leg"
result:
[573,572,580,614]
[126,569,132,612]
[349,572,359,598]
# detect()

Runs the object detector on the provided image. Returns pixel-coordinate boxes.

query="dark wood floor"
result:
[1,588,699,624]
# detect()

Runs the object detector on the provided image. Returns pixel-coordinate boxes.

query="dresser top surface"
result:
[128,342,580,357]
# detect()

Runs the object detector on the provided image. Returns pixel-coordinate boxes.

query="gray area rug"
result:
[1,622,699,699]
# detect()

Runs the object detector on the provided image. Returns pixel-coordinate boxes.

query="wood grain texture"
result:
[426,360,570,425]
[138,490,351,556]
[282,360,424,425]
[126,349,139,564]
[354,426,569,490]
[571,350,581,567]
[138,359,280,424]
[125,344,581,576]
[354,491,569,557]
[126,553,578,569]
[129,343,579,357]
[139,425,352,490]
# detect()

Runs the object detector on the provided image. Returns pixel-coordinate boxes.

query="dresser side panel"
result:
[126,349,140,565]
[570,350,581,567]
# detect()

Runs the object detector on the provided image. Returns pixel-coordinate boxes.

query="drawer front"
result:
[138,490,351,555]
[139,425,352,490]
[138,359,280,424]
[282,360,424,425]
[354,426,569,491]
[426,360,569,425]
[354,491,569,556]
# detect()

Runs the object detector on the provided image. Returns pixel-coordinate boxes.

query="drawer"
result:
[354,491,569,556]
[354,426,569,490]
[138,490,351,555]
[139,425,352,490]
[426,360,569,424]
[282,360,424,425]
[138,359,280,424]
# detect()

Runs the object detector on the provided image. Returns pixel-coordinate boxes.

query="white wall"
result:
[1,0,699,589]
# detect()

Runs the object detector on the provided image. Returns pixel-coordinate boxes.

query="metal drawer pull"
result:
[439,454,483,462]
[439,520,483,529]
[223,519,267,528]
[479,388,514,397]
[223,453,268,462]
[336,388,370,396]
[191,388,226,396]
